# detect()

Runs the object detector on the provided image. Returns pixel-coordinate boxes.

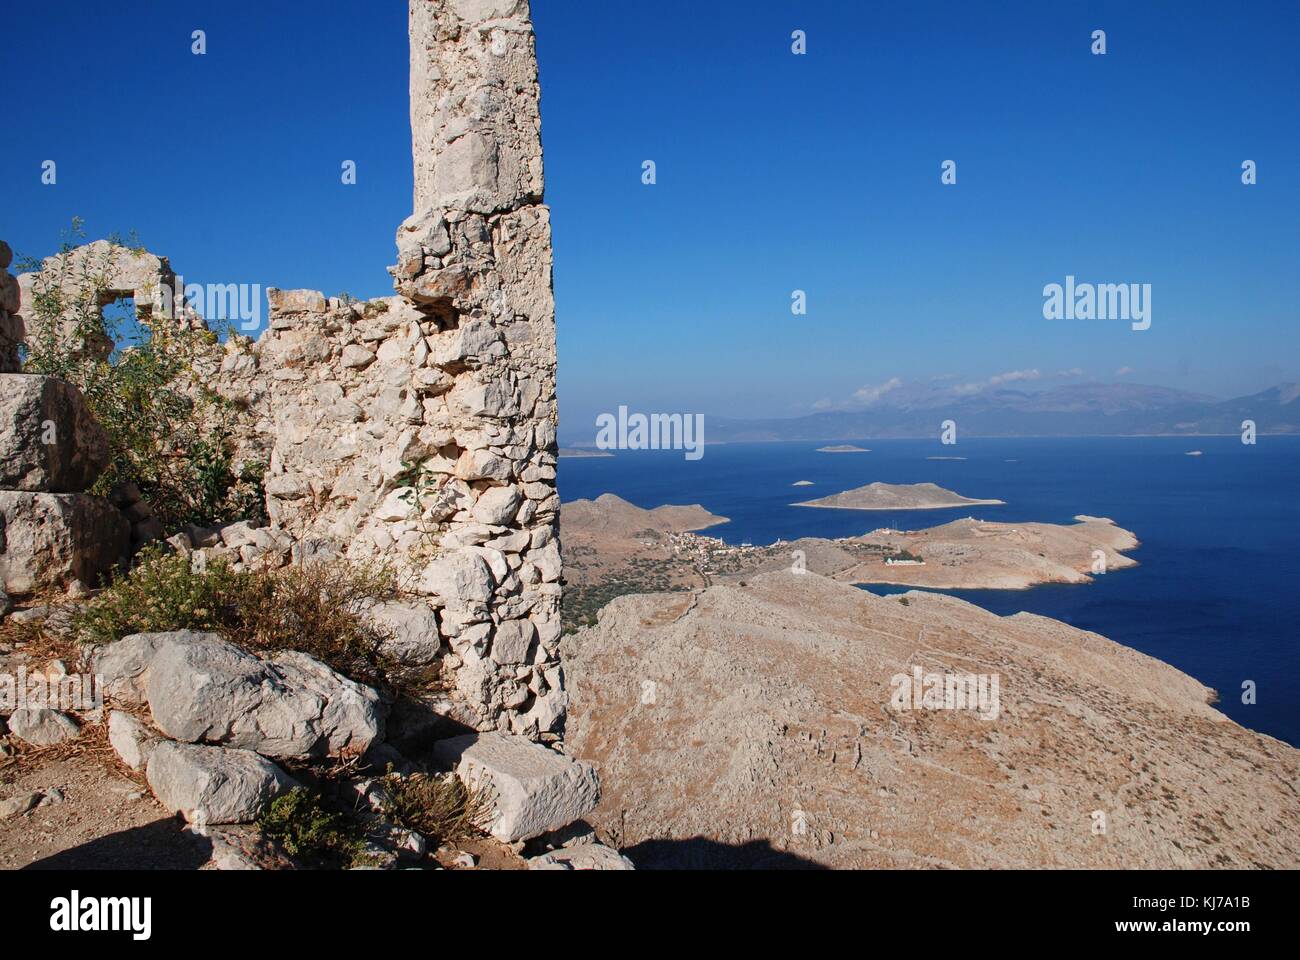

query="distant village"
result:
[658,529,926,575]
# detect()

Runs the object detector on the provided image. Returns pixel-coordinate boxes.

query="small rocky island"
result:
[816,444,870,453]
[559,448,614,458]
[793,481,1005,511]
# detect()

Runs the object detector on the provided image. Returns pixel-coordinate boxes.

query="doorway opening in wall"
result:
[101,295,141,359]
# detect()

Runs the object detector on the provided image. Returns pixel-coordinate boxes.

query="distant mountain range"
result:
[701,382,1300,442]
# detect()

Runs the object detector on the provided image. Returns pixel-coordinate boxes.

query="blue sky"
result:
[4,1,1298,428]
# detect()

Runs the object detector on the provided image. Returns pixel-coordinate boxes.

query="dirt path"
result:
[0,751,210,869]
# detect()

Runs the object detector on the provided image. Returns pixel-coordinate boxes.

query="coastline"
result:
[791,498,1006,510]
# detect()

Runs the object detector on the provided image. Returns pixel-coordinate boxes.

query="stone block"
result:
[433,732,599,842]
[0,374,111,492]
[0,492,129,594]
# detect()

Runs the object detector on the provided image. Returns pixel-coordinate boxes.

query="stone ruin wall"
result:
[0,241,131,597]
[209,0,563,741]
[4,0,563,742]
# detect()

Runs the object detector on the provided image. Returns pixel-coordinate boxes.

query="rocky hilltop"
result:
[794,481,1005,511]
[563,572,1300,868]
[563,493,727,539]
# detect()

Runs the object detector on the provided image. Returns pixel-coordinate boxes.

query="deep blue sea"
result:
[558,437,1300,747]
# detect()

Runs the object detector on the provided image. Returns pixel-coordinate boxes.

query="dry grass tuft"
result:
[1,716,119,775]
[377,766,494,845]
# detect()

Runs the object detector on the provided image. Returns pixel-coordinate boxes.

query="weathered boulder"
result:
[0,492,129,594]
[0,374,111,492]
[265,288,326,314]
[490,619,535,665]
[146,741,294,824]
[6,706,79,747]
[527,844,635,871]
[145,632,385,758]
[90,631,171,705]
[433,732,599,842]
[472,485,522,526]
[107,710,162,771]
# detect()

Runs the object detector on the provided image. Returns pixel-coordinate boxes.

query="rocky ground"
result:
[0,595,629,871]
[562,572,1300,869]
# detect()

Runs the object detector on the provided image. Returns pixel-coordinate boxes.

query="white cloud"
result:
[1115,366,1135,376]
[988,368,1042,386]
[851,377,903,406]
[951,368,1041,395]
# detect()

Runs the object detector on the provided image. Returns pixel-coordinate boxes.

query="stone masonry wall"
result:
[4,1,562,740]
[208,0,562,741]
[0,239,131,596]
[0,242,22,372]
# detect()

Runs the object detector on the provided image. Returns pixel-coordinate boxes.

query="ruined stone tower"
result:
[8,1,562,740]
[211,0,561,739]
[250,0,561,738]
[387,0,563,739]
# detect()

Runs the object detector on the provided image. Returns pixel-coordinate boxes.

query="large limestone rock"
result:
[362,600,442,666]
[6,707,80,747]
[0,374,111,492]
[433,732,599,842]
[527,844,635,871]
[0,491,129,594]
[146,741,294,824]
[144,632,385,759]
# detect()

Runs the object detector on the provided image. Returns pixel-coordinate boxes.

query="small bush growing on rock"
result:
[18,223,266,530]
[232,558,402,684]
[378,766,492,845]
[76,548,405,687]
[258,787,364,867]
[75,547,242,641]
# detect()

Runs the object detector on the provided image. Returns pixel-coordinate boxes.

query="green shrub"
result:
[17,222,265,530]
[258,788,364,866]
[75,546,243,642]
[75,548,404,687]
